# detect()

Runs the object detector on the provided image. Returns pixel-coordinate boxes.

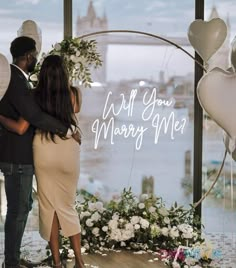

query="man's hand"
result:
[72,130,82,145]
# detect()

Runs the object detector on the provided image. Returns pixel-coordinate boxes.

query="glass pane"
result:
[0,0,63,234]
[203,1,236,235]
[73,0,195,208]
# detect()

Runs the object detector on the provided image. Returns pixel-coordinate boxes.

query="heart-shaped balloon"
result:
[0,53,11,99]
[230,35,236,71]
[197,67,236,139]
[17,20,42,53]
[223,131,236,161]
[188,18,227,62]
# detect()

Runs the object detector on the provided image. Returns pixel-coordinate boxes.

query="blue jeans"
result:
[0,163,34,267]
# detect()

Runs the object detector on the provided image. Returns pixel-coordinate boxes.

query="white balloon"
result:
[223,131,236,161]
[0,53,11,98]
[17,20,42,53]
[197,67,236,139]
[230,35,236,71]
[188,18,227,62]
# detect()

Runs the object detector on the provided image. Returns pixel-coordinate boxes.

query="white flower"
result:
[138,203,145,209]
[134,224,140,230]
[29,74,38,82]
[164,217,170,224]
[80,211,91,220]
[140,194,148,201]
[91,211,101,222]
[125,223,134,231]
[130,216,139,225]
[170,226,179,238]
[67,249,75,258]
[85,218,94,227]
[148,206,156,213]
[95,201,104,211]
[108,219,118,229]
[172,261,180,268]
[102,226,108,232]
[159,207,169,216]
[88,202,96,211]
[161,227,169,236]
[82,230,86,235]
[112,213,119,220]
[76,51,81,57]
[120,241,126,247]
[76,194,85,203]
[92,227,100,237]
[150,224,161,237]
[54,43,61,51]
[140,218,149,229]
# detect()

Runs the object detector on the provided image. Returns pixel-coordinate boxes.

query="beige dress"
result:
[33,132,81,241]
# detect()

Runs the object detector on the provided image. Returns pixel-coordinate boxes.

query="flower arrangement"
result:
[50,188,220,268]
[31,37,102,87]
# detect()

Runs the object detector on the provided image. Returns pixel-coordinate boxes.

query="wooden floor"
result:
[67,251,166,268]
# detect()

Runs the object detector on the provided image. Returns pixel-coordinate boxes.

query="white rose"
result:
[92,227,100,237]
[88,202,96,211]
[151,224,161,237]
[29,74,38,82]
[85,218,94,227]
[161,227,169,236]
[182,232,193,239]
[67,249,75,259]
[76,50,81,57]
[138,203,145,209]
[54,43,61,51]
[148,206,156,213]
[140,218,149,229]
[159,207,169,216]
[91,211,101,222]
[82,230,86,235]
[120,241,126,247]
[134,224,140,230]
[102,226,108,232]
[130,216,139,225]
[108,219,118,229]
[112,213,119,220]
[125,223,134,231]
[95,201,104,211]
[170,226,179,238]
[140,194,148,201]
[164,217,170,224]
[76,194,85,203]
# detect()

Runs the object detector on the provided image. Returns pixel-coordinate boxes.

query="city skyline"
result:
[0,1,235,81]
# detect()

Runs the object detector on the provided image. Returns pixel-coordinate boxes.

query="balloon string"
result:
[78,30,207,72]
[194,149,227,208]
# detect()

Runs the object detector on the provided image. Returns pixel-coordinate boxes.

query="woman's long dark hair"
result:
[35,55,77,141]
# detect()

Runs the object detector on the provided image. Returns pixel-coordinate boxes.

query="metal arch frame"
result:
[63,0,205,220]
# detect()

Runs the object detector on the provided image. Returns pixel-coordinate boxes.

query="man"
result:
[0,36,70,268]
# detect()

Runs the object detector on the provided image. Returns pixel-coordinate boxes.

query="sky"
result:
[0,0,236,81]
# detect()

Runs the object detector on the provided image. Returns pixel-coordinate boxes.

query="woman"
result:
[0,55,84,268]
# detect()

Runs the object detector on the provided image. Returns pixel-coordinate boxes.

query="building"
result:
[76,0,108,84]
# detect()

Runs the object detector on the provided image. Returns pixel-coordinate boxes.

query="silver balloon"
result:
[0,53,11,99]
[230,36,236,71]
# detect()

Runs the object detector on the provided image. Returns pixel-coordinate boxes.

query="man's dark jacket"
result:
[0,64,67,164]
